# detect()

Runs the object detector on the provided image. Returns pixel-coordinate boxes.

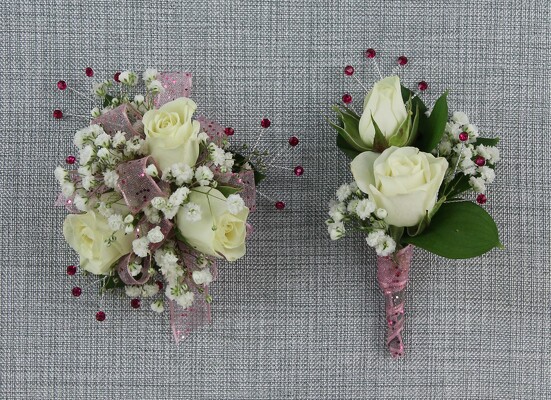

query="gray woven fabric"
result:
[1,0,550,398]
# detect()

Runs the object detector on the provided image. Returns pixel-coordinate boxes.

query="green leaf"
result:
[253,170,266,185]
[419,91,448,152]
[328,105,369,152]
[388,101,413,147]
[336,134,361,159]
[406,211,430,237]
[403,201,501,259]
[371,116,390,152]
[475,137,500,146]
[443,174,472,199]
[101,274,124,291]
[405,104,421,146]
[401,85,428,115]
[217,185,242,197]
[103,94,114,108]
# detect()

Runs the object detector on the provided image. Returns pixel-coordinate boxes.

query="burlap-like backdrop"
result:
[1,0,549,398]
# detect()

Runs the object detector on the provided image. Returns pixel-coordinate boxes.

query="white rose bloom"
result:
[358,76,408,147]
[351,147,448,227]
[63,211,133,275]
[142,97,200,171]
[177,187,249,261]
[192,269,213,285]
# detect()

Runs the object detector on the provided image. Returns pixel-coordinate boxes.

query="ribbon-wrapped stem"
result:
[376,245,414,358]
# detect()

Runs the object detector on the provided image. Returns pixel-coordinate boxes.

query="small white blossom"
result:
[147,79,164,93]
[192,269,213,285]
[169,187,190,207]
[366,230,385,247]
[195,166,214,186]
[336,184,352,202]
[147,226,164,244]
[375,208,388,220]
[103,170,119,188]
[134,94,145,104]
[119,70,137,86]
[124,224,135,234]
[142,284,159,298]
[112,131,126,147]
[97,147,110,159]
[452,111,469,125]
[198,131,209,143]
[54,166,67,184]
[226,194,245,215]
[478,166,495,183]
[128,261,142,276]
[375,236,396,257]
[107,214,124,231]
[145,164,158,177]
[125,285,142,297]
[355,199,376,220]
[151,197,167,211]
[81,175,96,191]
[143,206,162,224]
[61,182,75,197]
[346,199,359,215]
[73,194,87,211]
[92,80,110,97]
[132,237,150,258]
[175,291,195,309]
[151,299,165,313]
[209,143,226,166]
[143,68,158,83]
[79,145,94,165]
[224,152,235,169]
[182,202,202,222]
[91,107,101,118]
[94,133,111,147]
[327,221,345,240]
[124,214,134,224]
[469,176,486,194]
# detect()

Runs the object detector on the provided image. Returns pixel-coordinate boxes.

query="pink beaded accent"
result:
[114,72,121,82]
[397,56,408,66]
[294,166,304,176]
[288,136,299,147]
[417,81,428,91]
[57,80,67,90]
[65,155,76,165]
[85,67,94,77]
[53,109,63,119]
[344,65,355,76]
[365,48,376,58]
[477,193,487,204]
[224,127,235,136]
[71,287,82,297]
[260,118,271,128]
[66,265,77,275]
[130,298,141,309]
[275,201,285,210]
[475,156,486,166]
[95,311,106,321]
[459,132,469,142]
[342,93,352,104]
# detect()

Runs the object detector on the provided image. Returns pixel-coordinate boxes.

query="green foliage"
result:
[403,201,502,259]
[418,91,449,152]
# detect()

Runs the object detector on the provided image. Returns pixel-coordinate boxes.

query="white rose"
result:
[63,211,133,275]
[351,146,448,227]
[176,187,249,261]
[358,76,408,147]
[142,97,201,171]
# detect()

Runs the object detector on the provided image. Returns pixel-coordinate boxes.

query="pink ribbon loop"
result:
[91,104,144,138]
[376,245,414,358]
[196,116,227,147]
[117,156,168,214]
[117,253,152,285]
[154,72,193,107]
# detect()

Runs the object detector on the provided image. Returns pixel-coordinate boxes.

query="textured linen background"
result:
[1,0,550,398]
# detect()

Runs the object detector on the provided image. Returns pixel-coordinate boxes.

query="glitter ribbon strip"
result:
[376,245,413,358]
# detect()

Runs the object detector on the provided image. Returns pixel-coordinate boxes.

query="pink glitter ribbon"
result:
[376,245,414,358]
[91,104,144,138]
[170,248,219,344]
[116,156,168,214]
[154,72,193,107]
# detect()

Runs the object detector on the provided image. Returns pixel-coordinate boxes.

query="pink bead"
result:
[65,155,76,165]
[224,127,235,136]
[114,72,121,82]
[85,67,94,77]
[57,80,67,90]
[66,265,77,275]
[95,311,106,321]
[344,65,355,76]
[365,48,376,58]
[156,280,163,290]
[294,166,304,176]
[342,93,352,104]
[71,287,82,297]
[288,136,299,146]
[475,156,486,166]
[275,201,285,210]
[397,56,408,66]
[477,194,487,204]
[130,298,141,309]
[53,109,63,119]
[260,118,271,128]
[459,132,469,142]
[417,81,428,91]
